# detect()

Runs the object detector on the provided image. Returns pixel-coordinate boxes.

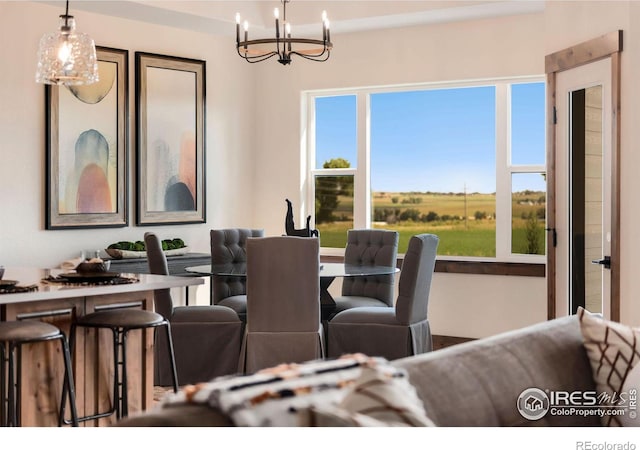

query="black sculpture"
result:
[285,199,319,238]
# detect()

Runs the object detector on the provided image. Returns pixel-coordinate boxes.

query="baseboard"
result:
[432,334,475,351]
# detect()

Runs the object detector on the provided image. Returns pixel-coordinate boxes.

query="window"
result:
[306,78,546,261]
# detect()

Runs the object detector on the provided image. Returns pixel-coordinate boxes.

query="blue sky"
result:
[315,82,546,194]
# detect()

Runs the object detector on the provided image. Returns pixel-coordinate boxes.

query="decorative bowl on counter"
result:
[76,260,111,273]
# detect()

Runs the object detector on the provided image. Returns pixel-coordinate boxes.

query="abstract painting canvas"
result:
[46,46,128,229]
[135,52,206,225]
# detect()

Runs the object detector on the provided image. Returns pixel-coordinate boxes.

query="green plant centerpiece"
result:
[105,238,187,259]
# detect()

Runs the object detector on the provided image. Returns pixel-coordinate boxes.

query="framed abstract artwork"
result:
[135,52,206,225]
[45,46,128,229]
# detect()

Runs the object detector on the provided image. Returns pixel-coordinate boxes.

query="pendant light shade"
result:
[35,2,98,85]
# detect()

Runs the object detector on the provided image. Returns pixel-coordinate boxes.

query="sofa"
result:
[115,314,601,426]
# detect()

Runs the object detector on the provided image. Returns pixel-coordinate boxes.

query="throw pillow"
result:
[160,353,434,427]
[300,362,435,427]
[577,307,640,426]
[300,404,394,427]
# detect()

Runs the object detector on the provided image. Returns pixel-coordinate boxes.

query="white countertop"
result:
[0,267,203,305]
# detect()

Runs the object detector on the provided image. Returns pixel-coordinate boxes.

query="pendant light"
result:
[35,0,98,85]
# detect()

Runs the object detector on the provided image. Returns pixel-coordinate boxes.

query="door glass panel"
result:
[570,85,603,315]
[584,85,603,314]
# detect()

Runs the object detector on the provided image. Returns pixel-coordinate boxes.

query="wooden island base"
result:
[0,268,202,427]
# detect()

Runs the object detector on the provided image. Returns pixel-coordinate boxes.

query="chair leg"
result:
[164,323,179,393]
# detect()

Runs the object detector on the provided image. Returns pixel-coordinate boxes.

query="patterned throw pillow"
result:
[577,307,640,426]
[160,354,433,427]
[300,363,435,427]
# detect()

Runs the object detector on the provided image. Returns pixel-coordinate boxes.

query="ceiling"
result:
[38,0,544,37]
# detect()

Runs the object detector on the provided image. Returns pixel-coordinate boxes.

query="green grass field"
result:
[316,191,545,256]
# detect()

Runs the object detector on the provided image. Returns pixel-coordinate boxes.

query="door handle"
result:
[591,256,611,269]
[545,227,557,247]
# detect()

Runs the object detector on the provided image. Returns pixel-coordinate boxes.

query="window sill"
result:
[320,252,545,277]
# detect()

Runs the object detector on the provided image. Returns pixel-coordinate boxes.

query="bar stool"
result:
[0,320,78,427]
[60,308,179,424]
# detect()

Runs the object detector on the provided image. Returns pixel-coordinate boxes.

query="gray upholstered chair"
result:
[210,228,264,321]
[331,229,399,315]
[328,233,439,360]
[144,232,244,385]
[238,236,324,373]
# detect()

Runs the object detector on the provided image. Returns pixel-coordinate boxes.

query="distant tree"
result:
[424,211,439,222]
[474,211,487,220]
[399,208,421,222]
[525,212,542,254]
[315,158,354,223]
[391,197,399,204]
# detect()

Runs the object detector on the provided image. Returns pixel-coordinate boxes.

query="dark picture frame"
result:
[135,52,206,225]
[45,46,128,229]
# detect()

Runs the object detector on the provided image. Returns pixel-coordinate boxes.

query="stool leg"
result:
[62,325,118,424]
[59,324,77,426]
[112,328,122,420]
[119,330,128,419]
[59,334,79,427]
[7,342,17,427]
[15,343,22,427]
[164,323,179,393]
[0,343,6,426]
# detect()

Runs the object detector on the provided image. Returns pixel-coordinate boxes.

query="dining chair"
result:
[210,228,265,321]
[238,236,324,373]
[145,232,244,385]
[328,233,439,360]
[331,229,399,316]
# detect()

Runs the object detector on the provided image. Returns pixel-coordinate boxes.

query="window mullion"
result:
[496,83,511,259]
[304,94,315,224]
[354,91,369,229]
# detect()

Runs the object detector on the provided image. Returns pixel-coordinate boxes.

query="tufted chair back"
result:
[210,228,264,304]
[341,229,399,306]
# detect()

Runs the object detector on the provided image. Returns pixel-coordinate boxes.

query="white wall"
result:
[0,2,255,269]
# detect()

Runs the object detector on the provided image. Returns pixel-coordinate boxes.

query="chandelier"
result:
[35,0,99,85]
[235,0,332,65]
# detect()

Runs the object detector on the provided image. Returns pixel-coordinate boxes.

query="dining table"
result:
[0,266,203,426]
[185,262,399,319]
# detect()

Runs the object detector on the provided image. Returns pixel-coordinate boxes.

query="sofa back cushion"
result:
[393,315,601,426]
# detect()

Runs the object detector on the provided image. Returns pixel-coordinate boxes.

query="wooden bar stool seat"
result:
[60,308,178,424]
[0,320,78,427]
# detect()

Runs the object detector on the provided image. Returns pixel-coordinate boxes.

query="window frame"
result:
[304,76,547,265]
